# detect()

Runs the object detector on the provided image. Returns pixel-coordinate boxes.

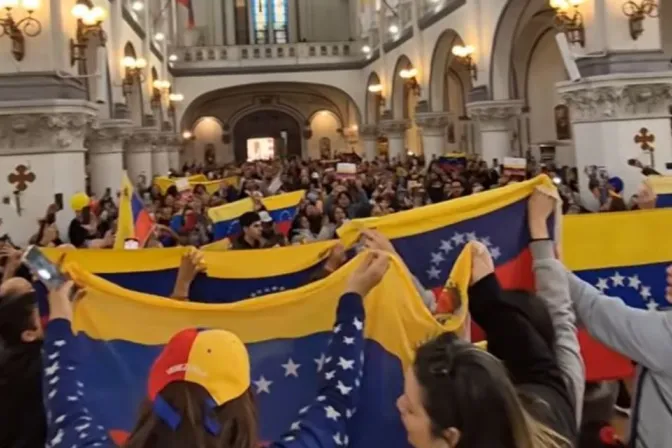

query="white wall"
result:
[192,116,234,164]
[298,0,352,41]
[308,110,344,158]
[526,32,575,167]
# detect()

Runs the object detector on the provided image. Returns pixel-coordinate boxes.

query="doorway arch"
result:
[232,109,302,163]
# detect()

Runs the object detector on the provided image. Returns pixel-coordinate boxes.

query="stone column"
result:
[225,0,236,45]
[163,134,182,171]
[466,100,523,167]
[126,128,158,187]
[153,133,173,176]
[359,124,379,161]
[415,112,450,166]
[87,119,132,198]
[0,100,96,245]
[379,119,409,162]
[558,73,672,202]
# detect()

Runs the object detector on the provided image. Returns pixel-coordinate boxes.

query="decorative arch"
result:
[428,29,471,112]
[489,0,550,100]
[123,42,144,125]
[364,71,382,125]
[232,109,303,163]
[180,82,363,133]
[390,55,413,119]
[191,115,226,131]
[307,109,343,128]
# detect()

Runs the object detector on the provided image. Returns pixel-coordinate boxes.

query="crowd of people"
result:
[2,154,655,252]
[0,153,668,448]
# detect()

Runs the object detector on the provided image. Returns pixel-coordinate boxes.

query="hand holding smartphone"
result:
[21,246,77,299]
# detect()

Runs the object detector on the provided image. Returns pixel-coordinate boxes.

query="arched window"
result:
[252,0,288,44]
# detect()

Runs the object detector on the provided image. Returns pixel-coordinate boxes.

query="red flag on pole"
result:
[177,0,195,29]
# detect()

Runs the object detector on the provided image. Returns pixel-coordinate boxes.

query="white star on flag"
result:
[466,232,477,241]
[299,405,310,415]
[325,406,341,421]
[336,381,353,396]
[431,252,445,264]
[343,336,355,345]
[290,421,301,431]
[596,278,609,291]
[451,232,465,245]
[611,272,625,287]
[440,240,453,253]
[314,353,327,372]
[479,236,492,247]
[490,247,501,260]
[628,275,641,289]
[45,361,60,377]
[282,358,301,377]
[325,370,336,380]
[427,266,441,279]
[333,432,344,446]
[253,376,273,394]
[640,286,652,299]
[353,317,363,331]
[647,301,659,310]
[53,340,66,347]
[317,395,326,402]
[334,324,342,334]
[337,357,355,370]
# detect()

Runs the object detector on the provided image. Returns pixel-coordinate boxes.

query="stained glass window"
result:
[272,0,288,43]
[253,0,269,44]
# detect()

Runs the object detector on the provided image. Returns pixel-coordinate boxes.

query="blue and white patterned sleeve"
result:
[272,292,365,448]
[42,319,111,448]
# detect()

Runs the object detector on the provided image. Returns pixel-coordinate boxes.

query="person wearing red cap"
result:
[40,252,389,448]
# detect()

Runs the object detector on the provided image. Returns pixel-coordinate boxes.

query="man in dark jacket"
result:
[231,211,263,250]
[0,277,46,448]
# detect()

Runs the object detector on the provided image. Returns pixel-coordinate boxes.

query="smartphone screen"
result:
[22,245,69,290]
[124,238,140,250]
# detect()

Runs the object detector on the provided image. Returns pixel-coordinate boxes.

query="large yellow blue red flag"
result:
[153,174,240,195]
[113,172,154,249]
[209,190,305,239]
[65,251,470,447]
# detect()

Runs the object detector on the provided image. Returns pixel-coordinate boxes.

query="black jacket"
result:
[0,341,46,448]
[469,274,577,444]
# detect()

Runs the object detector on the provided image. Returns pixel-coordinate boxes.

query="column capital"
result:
[359,124,379,141]
[0,99,97,155]
[415,112,450,136]
[557,73,672,123]
[127,128,159,153]
[379,119,410,138]
[86,119,133,154]
[466,100,524,121]
[156,132,182,150]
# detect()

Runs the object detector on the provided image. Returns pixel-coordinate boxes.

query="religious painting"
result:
[554,105,571,140]
[447,122,455,144]
[205,144,216,165]
[319,137,332,159]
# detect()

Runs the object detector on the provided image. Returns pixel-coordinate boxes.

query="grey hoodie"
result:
[566,269,672,448]
[530,241,585,428]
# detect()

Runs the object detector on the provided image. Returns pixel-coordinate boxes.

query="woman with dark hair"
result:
[396,192,578,447]
[40,252,390,448]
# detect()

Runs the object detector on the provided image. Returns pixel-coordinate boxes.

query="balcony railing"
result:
[170,41,365,72]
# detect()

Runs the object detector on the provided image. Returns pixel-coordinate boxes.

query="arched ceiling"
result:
[181,82,361,131]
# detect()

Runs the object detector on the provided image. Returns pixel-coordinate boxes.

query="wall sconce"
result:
[0,0,42,62]
[451,45,477,81]
[70,0,106,66]
[150,79,171,108]
[368,83,387,107]
[182,130,194,141]
[622,0,658,40]
[549,0,585,47]
[121,56,147,95]
[399,67,421,96]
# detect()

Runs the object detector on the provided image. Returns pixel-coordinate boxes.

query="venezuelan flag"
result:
[65,251,468,447]
[338,176,632,382]
[209,190,305,240]
[562,208,672,380]
[154,174,240,196]
[43,242,336,302]
[437,153,468,172]
[114,172,155,249]
[646,175,672,208]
